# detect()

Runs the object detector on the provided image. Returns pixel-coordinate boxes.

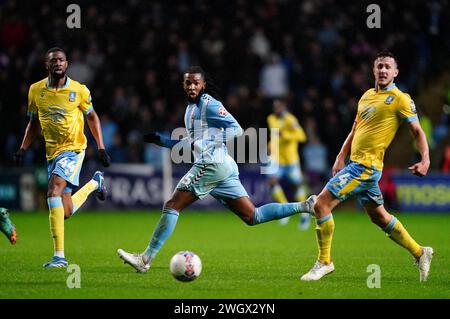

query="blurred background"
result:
[0,0,449,212]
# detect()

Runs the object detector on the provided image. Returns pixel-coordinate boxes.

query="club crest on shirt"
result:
[384,95,394,105]
[40,92,45,98]
[410,99,417,113]
[69,92,76,102]
[218,106,228,117]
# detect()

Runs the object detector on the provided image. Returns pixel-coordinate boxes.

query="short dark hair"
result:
[374,50,398,66]
[185,65,205,79]
[46,47,67,60]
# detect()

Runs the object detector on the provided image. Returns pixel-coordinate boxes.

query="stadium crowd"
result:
[1,0,449,189]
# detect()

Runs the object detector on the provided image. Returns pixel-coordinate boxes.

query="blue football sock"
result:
[253,202,301,225]
[144,208,179,260]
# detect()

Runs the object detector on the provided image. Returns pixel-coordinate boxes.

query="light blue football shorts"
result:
[176,156,249,206]
[326,161,384,206]
[265,159,303,185]
[47,150,85,193]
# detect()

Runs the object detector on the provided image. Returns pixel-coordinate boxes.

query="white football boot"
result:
[300,260,335,281]
[117,249,150,273]
[416,246,434,282]
[304,195,317,216]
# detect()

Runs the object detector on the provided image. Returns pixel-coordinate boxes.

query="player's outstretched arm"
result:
[143,132,183,149]
[86,110,111,167]
[14,117,40,166]
[407,121,430,177]
[332,119,357,176]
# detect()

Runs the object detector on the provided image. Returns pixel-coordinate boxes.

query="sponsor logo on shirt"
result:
[218,106,228,117]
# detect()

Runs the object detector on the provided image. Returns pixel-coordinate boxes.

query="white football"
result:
[169,251,202,282]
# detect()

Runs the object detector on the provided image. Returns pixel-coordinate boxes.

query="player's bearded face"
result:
[183,73,206,103]
[46,51,68,79]
[373,57,398,89]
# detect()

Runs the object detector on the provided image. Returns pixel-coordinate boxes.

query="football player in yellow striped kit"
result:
[15,48,111,268]
[301,51,433,282]
[266,98,310,230]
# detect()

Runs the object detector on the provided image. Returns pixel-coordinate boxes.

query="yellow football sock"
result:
[271,184,288,203]
[316,214,335,264]
[48,197,65,252]
[384,215,422,259]
[71,180,98,214]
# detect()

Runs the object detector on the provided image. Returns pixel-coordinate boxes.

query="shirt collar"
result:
[46,76,70,89]
[379,82,396,92]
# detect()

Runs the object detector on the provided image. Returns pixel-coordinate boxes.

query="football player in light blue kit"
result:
[118,66,316,273]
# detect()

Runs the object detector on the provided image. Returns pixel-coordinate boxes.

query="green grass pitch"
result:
[0,210,449,299]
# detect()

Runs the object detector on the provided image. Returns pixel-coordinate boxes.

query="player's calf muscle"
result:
[241,212,255,226]
[233,207,255,225]
[365,205,391,227]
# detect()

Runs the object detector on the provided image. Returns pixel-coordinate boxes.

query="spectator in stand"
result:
[259,53,289,99]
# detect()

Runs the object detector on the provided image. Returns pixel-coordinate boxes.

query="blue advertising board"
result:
[391,173,450,212]
[83,164,272,211]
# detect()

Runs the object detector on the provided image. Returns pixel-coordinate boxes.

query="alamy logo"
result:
[66,264,81,288]
[66,4,81,29]
[169,124,279,175]
[366,4,381,29]
[366,264,381,288]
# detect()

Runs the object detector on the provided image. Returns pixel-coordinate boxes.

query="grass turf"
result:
[0,210,449,299]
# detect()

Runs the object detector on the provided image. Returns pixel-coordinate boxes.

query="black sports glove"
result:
[13,148,26,166]
[143,132,161,144]
[98,149,111,167]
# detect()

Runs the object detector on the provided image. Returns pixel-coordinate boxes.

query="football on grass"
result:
[169,251,202,282]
